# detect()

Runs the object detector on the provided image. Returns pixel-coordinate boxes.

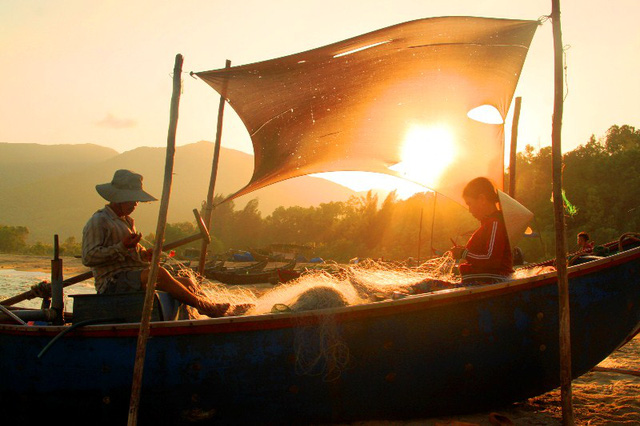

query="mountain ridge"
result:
[0,141,362,243]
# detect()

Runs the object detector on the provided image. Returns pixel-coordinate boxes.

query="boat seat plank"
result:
[70,291,180,323]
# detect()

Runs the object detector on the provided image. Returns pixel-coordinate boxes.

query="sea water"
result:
[0,269,95,310]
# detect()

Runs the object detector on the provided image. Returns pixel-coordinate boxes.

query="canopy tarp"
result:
[196,16,538,205]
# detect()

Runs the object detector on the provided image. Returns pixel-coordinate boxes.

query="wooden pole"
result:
[1,271,93,307]
[198,59,232,275]
[508,97,522,198]
[50,234,64,325]
[417,208,423,262]
[430,192,437,258]
[550,2,575,424]
[127,53,183,426]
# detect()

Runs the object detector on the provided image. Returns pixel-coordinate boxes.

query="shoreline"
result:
[0,253,89,275]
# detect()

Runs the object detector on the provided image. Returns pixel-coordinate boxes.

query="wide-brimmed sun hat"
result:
[96,169,157,203]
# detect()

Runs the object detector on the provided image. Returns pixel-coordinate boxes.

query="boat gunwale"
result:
[1,245,639,337]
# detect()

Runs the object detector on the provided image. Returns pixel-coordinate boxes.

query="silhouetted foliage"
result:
[515,124,640,261]
[0,225,29,252]
[2,125,638,264]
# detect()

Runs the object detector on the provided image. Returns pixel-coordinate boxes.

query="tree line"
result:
[1,124,638,264]
[511,124,640,261]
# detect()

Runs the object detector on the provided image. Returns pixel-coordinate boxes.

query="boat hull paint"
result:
[2,250,640,424]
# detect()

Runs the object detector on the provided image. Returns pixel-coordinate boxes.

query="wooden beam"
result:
[198,59,232,276]
[127,53,183,426]
[508,97,522,198]
[550,1,575,424]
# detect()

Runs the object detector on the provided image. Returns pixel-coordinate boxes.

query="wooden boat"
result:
[1,236,639,424]
[203,259,225,270]
[248,249,273,262]
[202,259,268,279]
[277,267,302,283]
[207,260,296,285]
[1,16,630,425]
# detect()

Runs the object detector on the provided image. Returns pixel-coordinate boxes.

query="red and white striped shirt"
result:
[459,211,513,282]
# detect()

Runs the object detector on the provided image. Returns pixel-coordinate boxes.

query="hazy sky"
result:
[1,0,638,192]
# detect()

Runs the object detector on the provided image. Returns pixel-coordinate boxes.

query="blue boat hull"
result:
[2,248,640,424]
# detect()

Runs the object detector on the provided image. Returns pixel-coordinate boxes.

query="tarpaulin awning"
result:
[196,16,538,205]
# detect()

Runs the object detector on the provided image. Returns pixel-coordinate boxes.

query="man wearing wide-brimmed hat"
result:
[82,169,230,317]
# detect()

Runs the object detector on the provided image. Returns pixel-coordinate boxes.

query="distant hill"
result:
[0,141,359,243]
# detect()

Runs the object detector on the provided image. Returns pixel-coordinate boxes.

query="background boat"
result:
[206,260,296,285]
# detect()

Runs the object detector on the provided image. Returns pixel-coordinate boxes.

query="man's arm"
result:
[81,216,128,267]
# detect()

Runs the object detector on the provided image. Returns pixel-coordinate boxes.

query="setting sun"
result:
[389,125,457,188]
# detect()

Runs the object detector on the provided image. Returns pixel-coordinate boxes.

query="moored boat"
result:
[202,259,268,279]
[207,260,296,285]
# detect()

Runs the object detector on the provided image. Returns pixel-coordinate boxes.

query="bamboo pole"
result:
[591,366,640,378]
[508,97,522,198]
[50,234,64,325]
[550,2,574,424]
[127,53,183,426]
[198,59,232,275]
[417,208,423,262]
[429,192,437,258]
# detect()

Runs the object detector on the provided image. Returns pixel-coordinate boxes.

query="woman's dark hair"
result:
[462,177,499,203]
[578,231,590,241]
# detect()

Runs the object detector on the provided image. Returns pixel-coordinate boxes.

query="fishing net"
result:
[161,256,461,378]
[163,254,459,317]
[161,255,559,379]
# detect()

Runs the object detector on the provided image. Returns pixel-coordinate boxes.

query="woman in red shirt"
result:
[454,177,513,284]
[403,177,513,296]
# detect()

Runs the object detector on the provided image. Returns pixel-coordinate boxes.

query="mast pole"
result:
[508,97,522,198]
[198,59,232,275]
[417,208,423,262]
[550,2,575,424]
[429,192,437,259]
[127,53,183,426]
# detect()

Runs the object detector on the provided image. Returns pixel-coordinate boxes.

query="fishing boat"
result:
[1,236,639,424]
[202,258,268,278]
[1,15,637,425]
[207,260,296,285]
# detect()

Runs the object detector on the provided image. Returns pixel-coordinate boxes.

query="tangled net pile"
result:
[162,255,459,380]
[165,254,459,317]
[163,255,558,381]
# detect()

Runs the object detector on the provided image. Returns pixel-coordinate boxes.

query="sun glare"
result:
[315,171,429,200]
[389,125,456,188]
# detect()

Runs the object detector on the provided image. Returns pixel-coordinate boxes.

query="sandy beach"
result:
[1,253,638,425]
[0,253,89,275]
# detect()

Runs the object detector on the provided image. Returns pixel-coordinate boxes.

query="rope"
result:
[592,366,640,378]
[30,280,52,299]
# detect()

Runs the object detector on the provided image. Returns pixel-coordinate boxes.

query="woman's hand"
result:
[448,245,466,260]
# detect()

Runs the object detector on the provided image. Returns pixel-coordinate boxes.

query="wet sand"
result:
[1,253,638,425]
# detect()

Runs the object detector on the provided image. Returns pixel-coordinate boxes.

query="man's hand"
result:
[123,232,142,249]
[141,248,153,262]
